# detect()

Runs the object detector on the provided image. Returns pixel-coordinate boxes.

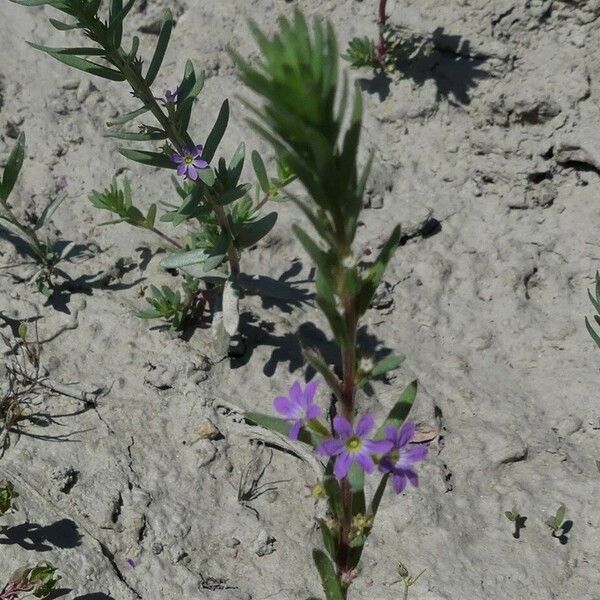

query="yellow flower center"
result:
[346,436,361,452]
[184,155,194,165]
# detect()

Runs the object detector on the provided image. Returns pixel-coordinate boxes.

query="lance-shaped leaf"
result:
[107,106,150,127]
[35,193,67,230]
[118,148,174,169]
[304,348,342,400]
[175,60,205,131]
[105,129,167,141]
[245,412,324,447]
[252,150,270,193]
[236,212,277,248]
[27,43,126,81]
[0,131,25,201]
[312,549,344,600]
[374,380,418,439]
[203,100,229,163]
[145,9,173,86]
[109,0,124,47]
[356,224,401,316]
[357,354,405,387]
[161,248,210,270]
[228,143,246,188]
[49,18,81,30]
[216,183,252,206]
[318,519,337,561]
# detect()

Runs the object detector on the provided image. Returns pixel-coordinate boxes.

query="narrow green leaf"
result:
[104,130,167,141]
[236,212,277,248]
[318,520,337,560]
[48,18,80,30]
[252,150,270,193]
[375,380,418,438]
[35,193,67,230]
[109,0,124,47]
[145,9,173,87]
[371,355,405,378]
[27,43,125,81]
[203,99,229,163]
[216,183,251,206]
[585,317,600,349]
[107,106,150,127]
[145,203,157,228]
[228,143,246,187]
[245,411,322,447]
[369,473,389,519]
[312,549,344,600]
[304,348,341,400]
[1,131,25,201]
[118,148,174,169]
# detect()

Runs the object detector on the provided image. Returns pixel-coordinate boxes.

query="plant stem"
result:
[150,227,183,249]
[0,202,46,265]
[376,0,388,64]
[91,21,241,276]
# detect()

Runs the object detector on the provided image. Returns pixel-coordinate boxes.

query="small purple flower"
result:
[171,145,209,180]
[379,422,428,494]
[317,414,393,479]
[274,379,321,440]
[165,86,180,103]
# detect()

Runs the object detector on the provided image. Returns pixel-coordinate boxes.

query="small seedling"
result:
[504,507,527,539]
[385,562,426,600]
[545,503,567,533]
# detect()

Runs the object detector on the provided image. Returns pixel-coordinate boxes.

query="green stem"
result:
[89,19,241,276]
[150,227,183,249]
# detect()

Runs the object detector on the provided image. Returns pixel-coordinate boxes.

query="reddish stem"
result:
[376,0,388,65]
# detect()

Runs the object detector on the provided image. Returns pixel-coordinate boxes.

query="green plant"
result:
[0,132,67,296]
[585,271,600,349]
[12,0,295,341]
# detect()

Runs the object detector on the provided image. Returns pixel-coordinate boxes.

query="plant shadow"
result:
[0,518,82,552]
[360,26,490,104]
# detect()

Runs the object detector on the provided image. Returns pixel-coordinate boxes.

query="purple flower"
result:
[379,422,428,494]
[171,145,209,180]
[165,86,181,103]
[317,414,393,479]
[274,380,321,440]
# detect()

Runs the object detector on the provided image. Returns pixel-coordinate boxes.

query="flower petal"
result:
[187,166,198,180]
[405,467,419,487]
[392,473,408,494]
[305,404,321,420]
[333,415,352,439]
[302,379,319,407]
[177,164,187,176]
[334,452,352,479]
[289,420,302,441]
[193,144,204,157]
[355,452,375,474]
[379,455,394,474]
[171,153,184,164]
[397,421,416,448]
[193,158,209,169]
[365,439,393,455]
[274,395,294,418]
[355,413,375,438]
[400,445,428,465]
[316,438,344,457]
[289,381,303,406]
[385,426,399,445]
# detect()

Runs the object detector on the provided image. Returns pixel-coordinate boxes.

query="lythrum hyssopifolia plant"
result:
[12,0,294,341]
[235,12,428,598]
[1,132,68,296]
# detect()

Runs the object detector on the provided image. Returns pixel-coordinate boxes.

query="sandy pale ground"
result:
[1,1,600,598]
